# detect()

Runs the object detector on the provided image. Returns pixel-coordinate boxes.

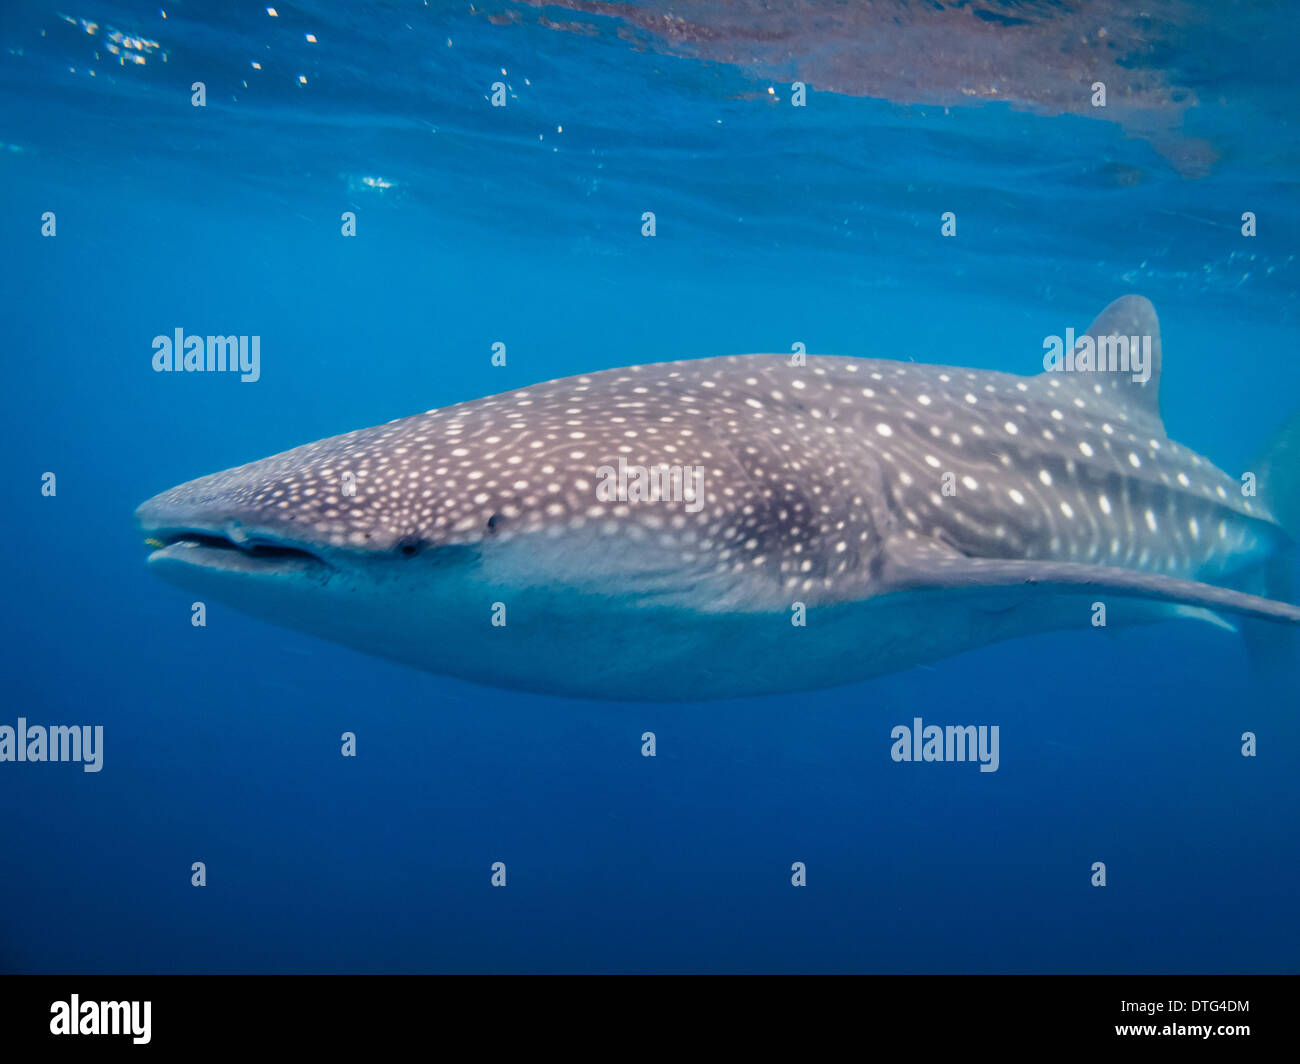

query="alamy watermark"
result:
[152,328,260,382]
[890,716,999,772]
[596,457,704,513]
[1042,328,1151,384]
[0,718,103,772]
[50,995,150,1044]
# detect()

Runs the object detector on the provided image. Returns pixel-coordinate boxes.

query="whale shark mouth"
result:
[143,530,332,575]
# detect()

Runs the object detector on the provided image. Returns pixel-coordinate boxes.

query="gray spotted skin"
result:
[141,353,1278,604]
[135,296,1300,699]
[847,360,1278,583]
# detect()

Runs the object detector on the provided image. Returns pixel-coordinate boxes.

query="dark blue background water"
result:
[1,1,1297,972]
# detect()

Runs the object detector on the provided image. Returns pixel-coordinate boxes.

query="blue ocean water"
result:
[1,1,1297,973]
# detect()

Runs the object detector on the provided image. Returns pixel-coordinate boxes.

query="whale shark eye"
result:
[486,513,503,534]
[396,536,422,558]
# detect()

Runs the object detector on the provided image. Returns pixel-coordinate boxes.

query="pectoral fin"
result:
[879,536,1300,626]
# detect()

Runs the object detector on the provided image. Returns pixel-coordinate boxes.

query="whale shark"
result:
[136,296,1299,700]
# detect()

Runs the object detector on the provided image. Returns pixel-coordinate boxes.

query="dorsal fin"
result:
[1077,295,1163,420]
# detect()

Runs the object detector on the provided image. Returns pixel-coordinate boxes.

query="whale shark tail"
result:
[1242,408,1300,677]
[1252,407,1300,553]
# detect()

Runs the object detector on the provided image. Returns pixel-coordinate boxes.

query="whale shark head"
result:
[136,296,1300,699]
[134,377,806,600]
[134,376,821,695]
